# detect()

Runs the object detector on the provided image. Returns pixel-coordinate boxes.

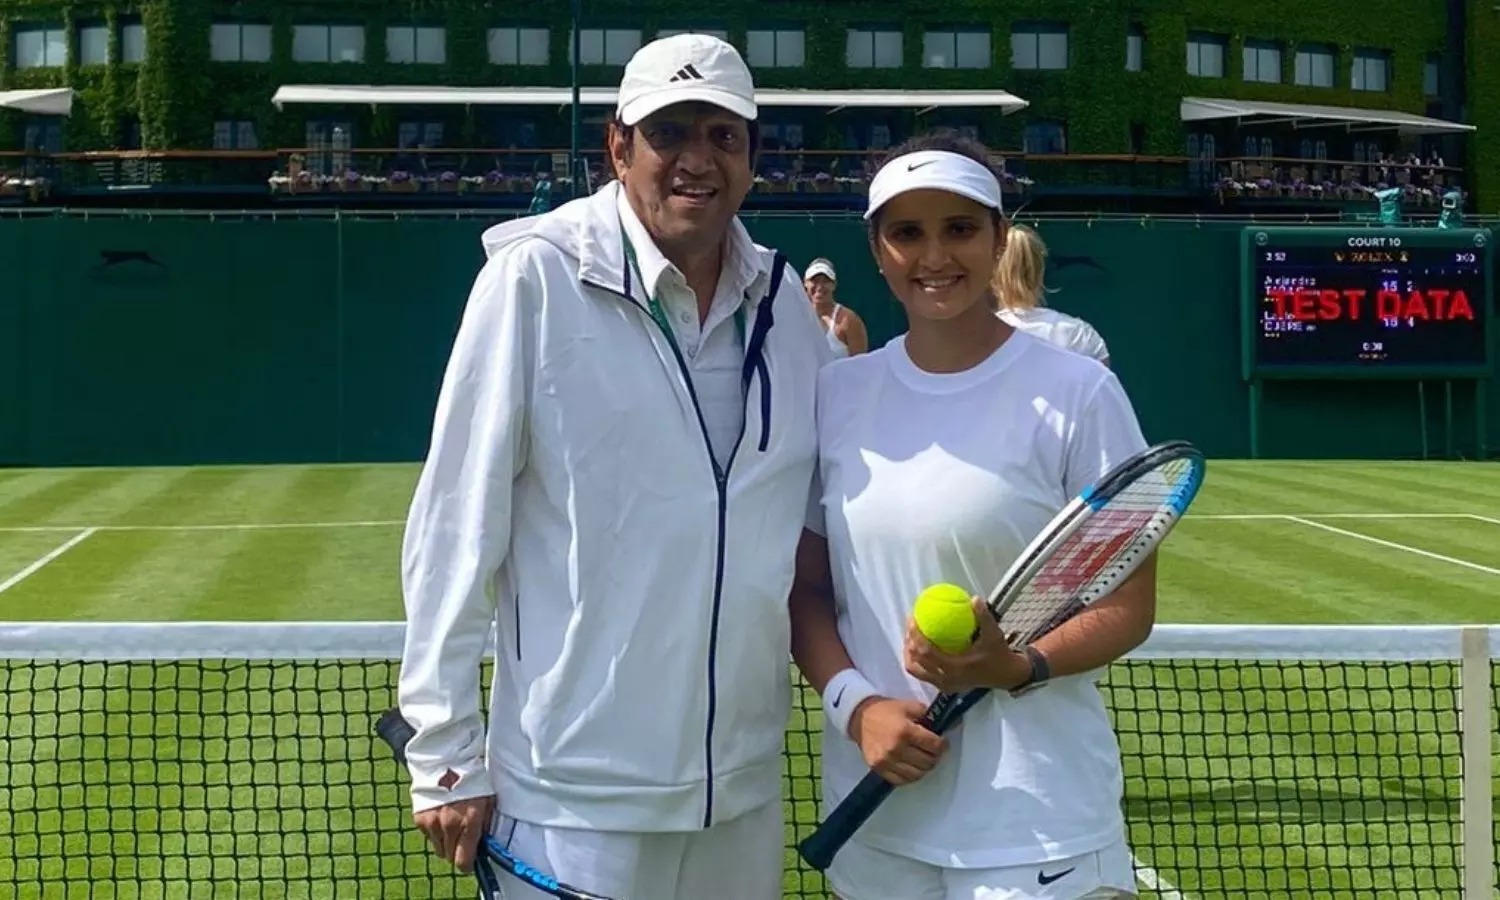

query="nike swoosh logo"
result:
[1037,867,1075,886]
[907,161,935,171]
[832,686,847,707]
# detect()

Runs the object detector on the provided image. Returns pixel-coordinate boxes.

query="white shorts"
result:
[827,835,1139,900]
[486,800,783,900]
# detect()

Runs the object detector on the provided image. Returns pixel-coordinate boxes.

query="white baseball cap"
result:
[616,34,758,127]
[804,258,837,281]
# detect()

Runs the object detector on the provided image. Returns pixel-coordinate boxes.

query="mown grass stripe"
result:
[1332,517,1500,571]
[194,468,378,621]
[0,469,137,527]
[1222,469,1465,516]
[1165,520,1487,624]
[1,530,248,622]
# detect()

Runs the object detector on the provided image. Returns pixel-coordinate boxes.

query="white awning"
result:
[1181,96,1474,135]
[271,84,1027,114]
[0,88,74,116]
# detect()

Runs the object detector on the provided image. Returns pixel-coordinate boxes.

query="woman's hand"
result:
[903,595,1032,695]
[847,697,949,786]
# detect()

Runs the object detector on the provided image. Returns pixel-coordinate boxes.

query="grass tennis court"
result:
[2,460,1498,898]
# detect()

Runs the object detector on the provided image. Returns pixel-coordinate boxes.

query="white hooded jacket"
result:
[397,180,829,833]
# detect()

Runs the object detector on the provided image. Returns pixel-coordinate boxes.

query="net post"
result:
[1458,625,1493,898]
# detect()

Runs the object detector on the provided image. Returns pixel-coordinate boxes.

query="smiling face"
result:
[804,274,835,306]
[869,188,1006,323]
[609,101,755,259]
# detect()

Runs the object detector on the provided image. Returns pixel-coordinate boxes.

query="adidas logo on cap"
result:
[669,64,704,82]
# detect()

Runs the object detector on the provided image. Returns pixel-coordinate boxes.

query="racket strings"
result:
[996,462,1196,646]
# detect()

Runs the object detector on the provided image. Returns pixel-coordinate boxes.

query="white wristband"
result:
[822,668,880,741]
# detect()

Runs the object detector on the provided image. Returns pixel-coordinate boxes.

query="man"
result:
[803,257,870,357]
[397,33,832,900]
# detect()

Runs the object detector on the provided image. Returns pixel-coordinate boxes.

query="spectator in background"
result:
[992,224,1112,367]
[804,258,870,357]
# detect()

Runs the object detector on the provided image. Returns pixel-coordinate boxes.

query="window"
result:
[1298,138,1328,161]
[1186,132,1216,188]
[1186,32,1225,77]
[1424,54,1440,96]
[292,25,365,63]
[1294,44,1335,87]
[121,23,146,63]
[211,24,272,62]
[1023,121,1067,154]
[1126,25,1143,72]
[1012,23,1067,70]
[1242,39,1281,83]
[304,120,353,176]
[24,119,62,153]
[212,120,259,150]
[570,29,642,65]
[13,26,66,68]
[656,27,729,41]
[846,28,902,68]
[387,26,446,64]
[78,24,109,65]
[398,121,444,149]
[745,29,804,68]
[1352,48,1390,92]
[488,27,549,65]
[923,28,990,69]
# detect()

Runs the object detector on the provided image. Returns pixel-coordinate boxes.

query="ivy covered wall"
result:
[0,0,1491,207]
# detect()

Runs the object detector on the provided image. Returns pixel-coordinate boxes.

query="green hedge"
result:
[0,0,1487,207]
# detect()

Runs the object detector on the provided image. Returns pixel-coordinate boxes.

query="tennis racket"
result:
[797,439,1206,872]
[375,708,617,900]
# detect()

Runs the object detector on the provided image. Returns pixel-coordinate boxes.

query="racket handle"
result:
[797,770,896,871]
[375,707,418,764]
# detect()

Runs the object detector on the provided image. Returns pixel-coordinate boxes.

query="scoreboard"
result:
[1240,227,1493,379]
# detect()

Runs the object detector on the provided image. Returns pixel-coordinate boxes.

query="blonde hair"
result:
[991,224,1054,311]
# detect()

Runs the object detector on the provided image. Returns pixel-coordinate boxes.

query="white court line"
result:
[1192,513,1480,521]
[1132,855,1187,900]
[0,528,97,594]
[0,520,402,533]
[1286,516,1500,576]
[1465,514,1500,526]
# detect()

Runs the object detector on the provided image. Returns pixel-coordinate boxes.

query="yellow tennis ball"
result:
[913,583,977,654]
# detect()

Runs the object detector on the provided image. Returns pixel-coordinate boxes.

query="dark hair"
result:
[865,128,1008,240]
[604,112,762,182]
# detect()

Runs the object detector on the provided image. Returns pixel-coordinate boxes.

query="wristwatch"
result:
[1010,645,1051,696]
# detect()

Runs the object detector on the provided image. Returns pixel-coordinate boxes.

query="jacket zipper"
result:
[582,275,758,827]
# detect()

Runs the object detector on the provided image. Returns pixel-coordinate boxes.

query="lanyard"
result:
[621,227,747,361]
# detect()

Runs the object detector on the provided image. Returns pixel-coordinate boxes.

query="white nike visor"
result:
[864,149,1005,220]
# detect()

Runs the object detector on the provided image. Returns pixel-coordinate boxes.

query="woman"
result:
[805,257,870,357]
[790,130,1156,900]
[994,224,1112,367]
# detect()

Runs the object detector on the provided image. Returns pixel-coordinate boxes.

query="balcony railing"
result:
[0,147,1466,208]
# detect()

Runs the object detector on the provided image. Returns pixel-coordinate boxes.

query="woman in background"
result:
[805,257,870,357]
[993,224,1112,367]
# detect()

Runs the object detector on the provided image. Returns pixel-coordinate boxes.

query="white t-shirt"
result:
[813,331,1148,869]
[998,305,1110,364]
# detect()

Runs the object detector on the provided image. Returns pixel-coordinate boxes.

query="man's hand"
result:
[413,795,495,872]
[848,697,948,786]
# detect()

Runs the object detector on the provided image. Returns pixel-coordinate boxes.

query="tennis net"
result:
[1,622,1495,899]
